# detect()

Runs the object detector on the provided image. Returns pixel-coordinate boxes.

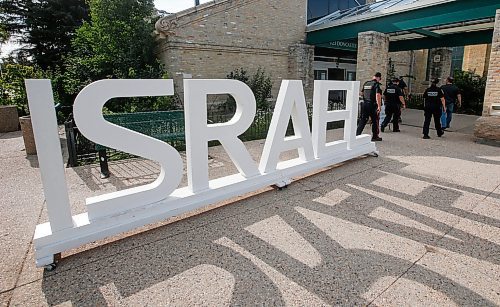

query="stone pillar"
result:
[288,43,315,103]
[427,47,452,82]
[463,44,491,77]
[474,9,500,142]
[356,31,389,85]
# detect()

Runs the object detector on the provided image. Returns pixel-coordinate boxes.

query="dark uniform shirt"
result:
[423,85,444,109]
[440,84,460,105]
[383,83,403,106]
[362,80,382,104]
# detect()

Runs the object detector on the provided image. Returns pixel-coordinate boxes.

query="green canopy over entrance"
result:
[306,0,500,52]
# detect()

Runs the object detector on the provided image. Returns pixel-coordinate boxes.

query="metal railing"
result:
[65,100,347,167]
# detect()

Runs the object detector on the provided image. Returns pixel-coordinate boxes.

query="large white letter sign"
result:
[184,79,260,193]
[259,80,314,174]
[312,81,371,159]
[27,78,376,268]
[73,79,183,220]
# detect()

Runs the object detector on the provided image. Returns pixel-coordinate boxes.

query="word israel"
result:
[26,79,376,268]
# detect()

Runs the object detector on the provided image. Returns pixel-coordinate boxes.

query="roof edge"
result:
[306,0,456,33]
[155,0,232,35]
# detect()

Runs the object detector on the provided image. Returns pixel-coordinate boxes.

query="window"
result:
[314,70,327,80]
[451,46,464,74]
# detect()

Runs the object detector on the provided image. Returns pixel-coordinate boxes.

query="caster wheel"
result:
[44,263,56,272]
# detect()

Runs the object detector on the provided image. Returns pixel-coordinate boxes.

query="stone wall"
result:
[427,47,452,83]
[155,0,310,104]
[288,44,315,100]
[356,31,389,85]
[481,9,500,117]
[463,44,491,77]
[406,48,452,94]
[412,49,430,93]
[388,51,411,79]
[474,9,500,142]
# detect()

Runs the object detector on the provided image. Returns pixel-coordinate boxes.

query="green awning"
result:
[307,0,499,51]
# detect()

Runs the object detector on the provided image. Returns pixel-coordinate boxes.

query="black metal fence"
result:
[65,101,346,167]
[406,94,425,110]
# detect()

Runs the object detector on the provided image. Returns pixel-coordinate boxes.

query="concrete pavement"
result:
[1,114,499,306]
[397,108,479,135]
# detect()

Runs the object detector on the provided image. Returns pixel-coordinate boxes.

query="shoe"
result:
[372,136,383,141]
[438,132,444,137]
[423,135,430,139]
[381,126,385,133]
[393,129,401,132]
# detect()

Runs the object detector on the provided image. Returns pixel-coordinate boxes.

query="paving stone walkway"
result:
[1,113,499,306]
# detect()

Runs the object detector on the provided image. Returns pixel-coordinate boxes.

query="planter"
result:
[19,115,37,155]
[0,105,20,133]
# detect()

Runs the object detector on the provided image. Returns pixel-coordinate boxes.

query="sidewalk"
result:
[399,108,479,135]
[1,121,499,306]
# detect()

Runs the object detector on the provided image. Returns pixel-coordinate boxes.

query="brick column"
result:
[356,31,389,85]
[474,9,500,142]
[288,44,315,103]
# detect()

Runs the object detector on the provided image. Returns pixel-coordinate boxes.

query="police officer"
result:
[440,76,462,129]
[356,72,383,141]
[381,78,406,132]
[422,78,446,139]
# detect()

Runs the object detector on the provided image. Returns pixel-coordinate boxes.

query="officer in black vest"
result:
[422,78,446,139]
[356,72,383,141]
[381,78,406,132]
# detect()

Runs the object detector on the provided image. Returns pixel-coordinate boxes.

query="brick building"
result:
[155,0,314,102]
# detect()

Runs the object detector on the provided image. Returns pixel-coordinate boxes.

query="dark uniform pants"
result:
[357,102,379,137]
[381,103,401,131]
[423,107,443,136]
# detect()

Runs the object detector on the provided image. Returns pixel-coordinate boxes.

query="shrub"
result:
[226,67,273,111]
[0,63,43,115]
[453,70,486,115]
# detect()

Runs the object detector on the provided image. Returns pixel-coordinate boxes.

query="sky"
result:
[154,0,212,14]
[1,0,212,58]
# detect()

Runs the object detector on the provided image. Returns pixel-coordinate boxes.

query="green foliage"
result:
[63,0,170,113]
[0,24,8,44]
[26,0,90,70]
[453,70,486,115]
[226,68,249,84]
[0,63,43,114]
[226,67,273,110]
[249,68,273,110]
[0,0,26,37]
[0,0,88,70]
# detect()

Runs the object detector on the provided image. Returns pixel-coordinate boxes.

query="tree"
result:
[0,63,43,114]
[0,0,89,70]
[0,0,27,39]
[25,0,90,70]
[63,0,169,112]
